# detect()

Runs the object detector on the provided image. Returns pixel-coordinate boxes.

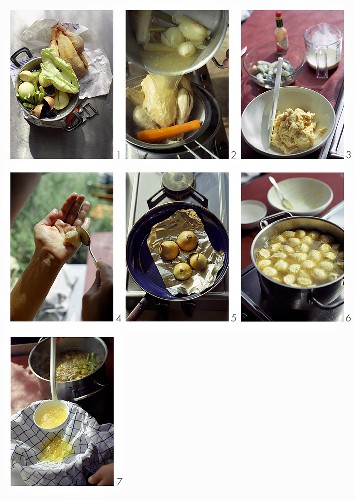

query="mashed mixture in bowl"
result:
[270,107,326,154]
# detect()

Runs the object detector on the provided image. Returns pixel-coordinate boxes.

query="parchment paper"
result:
[147,209,225,296]
[10,19,112,99]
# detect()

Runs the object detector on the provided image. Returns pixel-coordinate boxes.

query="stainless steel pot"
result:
[126,77,221,159]
[28,337,108,402]
[126,10,228,76]
[251,212,344,310]
[11,47,80,130]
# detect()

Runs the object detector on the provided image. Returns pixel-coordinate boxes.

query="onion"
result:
[161,27,185,48]
[177,41,196,57]
[173,15,210,42]
[18,81,35,100]
[32,104,44,118]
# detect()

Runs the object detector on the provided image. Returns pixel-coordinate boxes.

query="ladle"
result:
[269,176,293,210]
[33,338,69,432]
[76,226,98,267]
[268,57,283,144]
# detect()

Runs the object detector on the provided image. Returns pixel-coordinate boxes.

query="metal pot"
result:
[11,47,80,130]
[251,212,344,310]
[126,10,228,76]
[126,77,221,159]
[28,337,108,402]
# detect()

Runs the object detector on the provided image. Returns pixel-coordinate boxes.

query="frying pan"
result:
[126,201,229,320]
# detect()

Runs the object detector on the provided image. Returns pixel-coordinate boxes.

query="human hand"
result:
[223,49,229,68]
[82,261,113,321]
[88,462,114,486]
[33,193,90,265]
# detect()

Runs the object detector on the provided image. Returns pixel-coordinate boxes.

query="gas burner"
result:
[147,172,208,208]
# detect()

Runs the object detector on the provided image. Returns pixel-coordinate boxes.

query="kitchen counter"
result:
[241,10,344,159]
[10,10,113,159]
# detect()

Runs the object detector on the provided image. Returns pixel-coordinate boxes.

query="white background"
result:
[2,0,354,499]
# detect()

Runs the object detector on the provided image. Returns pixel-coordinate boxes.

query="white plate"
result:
[241,87,336,158]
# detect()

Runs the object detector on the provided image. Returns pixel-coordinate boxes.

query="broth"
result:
[256,229,343,287]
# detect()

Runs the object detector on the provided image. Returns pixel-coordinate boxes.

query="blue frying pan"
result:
[126,202,229,320]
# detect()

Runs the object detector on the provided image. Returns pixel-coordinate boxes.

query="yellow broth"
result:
[255,229,344,287]
[39,435,72,462]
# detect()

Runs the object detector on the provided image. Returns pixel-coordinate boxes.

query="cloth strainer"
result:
[11,400,114,486]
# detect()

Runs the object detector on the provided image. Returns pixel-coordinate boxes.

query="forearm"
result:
[10,249,63,321]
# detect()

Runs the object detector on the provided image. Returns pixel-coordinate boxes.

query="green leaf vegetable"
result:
[40,48,79,94]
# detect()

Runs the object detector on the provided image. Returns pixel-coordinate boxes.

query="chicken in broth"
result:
[255,229,344,287]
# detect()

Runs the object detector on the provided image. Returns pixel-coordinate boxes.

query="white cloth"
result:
[11,401,114,486]
[35,264,78,321]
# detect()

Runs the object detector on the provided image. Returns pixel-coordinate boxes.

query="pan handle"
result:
[127,295,150,321]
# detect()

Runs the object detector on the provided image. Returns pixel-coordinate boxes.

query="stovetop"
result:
[241,202,344,322]
[126,172,229,321]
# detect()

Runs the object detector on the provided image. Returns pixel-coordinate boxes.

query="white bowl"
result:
[267,177,333,215]
[241,200,267,229]
[241,86,336,158]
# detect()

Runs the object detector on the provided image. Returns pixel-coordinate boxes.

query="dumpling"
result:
[309,249,321,261]
[259,248,270,258]
[312,268,328,281]
[64,229,80,247]
[271,243,282,252]
[308,231,320,240]
[302,236,313,245]
[293,252,307,262]
[303,259,315,269]
[263,267,278,278]
[319,261,334,271]
[270,252,287,259]
[324,251,336,261]
[272,234,287,244]
[274,260,288,272]
[298,243,310,253]
[258,259,272,269]
[297,277,312,287]
[282,230,296,238]
[282,244,295,254]
[295,229,306,238]
[319,243,332,253]
[288,238,301,247]
[284,274,296,285]
[289,264,301,274]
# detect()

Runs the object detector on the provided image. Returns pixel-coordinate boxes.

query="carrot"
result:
[137,120,202,143]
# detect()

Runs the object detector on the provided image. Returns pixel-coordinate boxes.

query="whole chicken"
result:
[50,23,88,79]
[127,74,194,131]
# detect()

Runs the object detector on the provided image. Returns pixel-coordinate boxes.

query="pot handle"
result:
[73,381,108,402]
[65,110,84,131]
[10,47,33,67]
[260,211,293,228]
[308,293,344,310]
